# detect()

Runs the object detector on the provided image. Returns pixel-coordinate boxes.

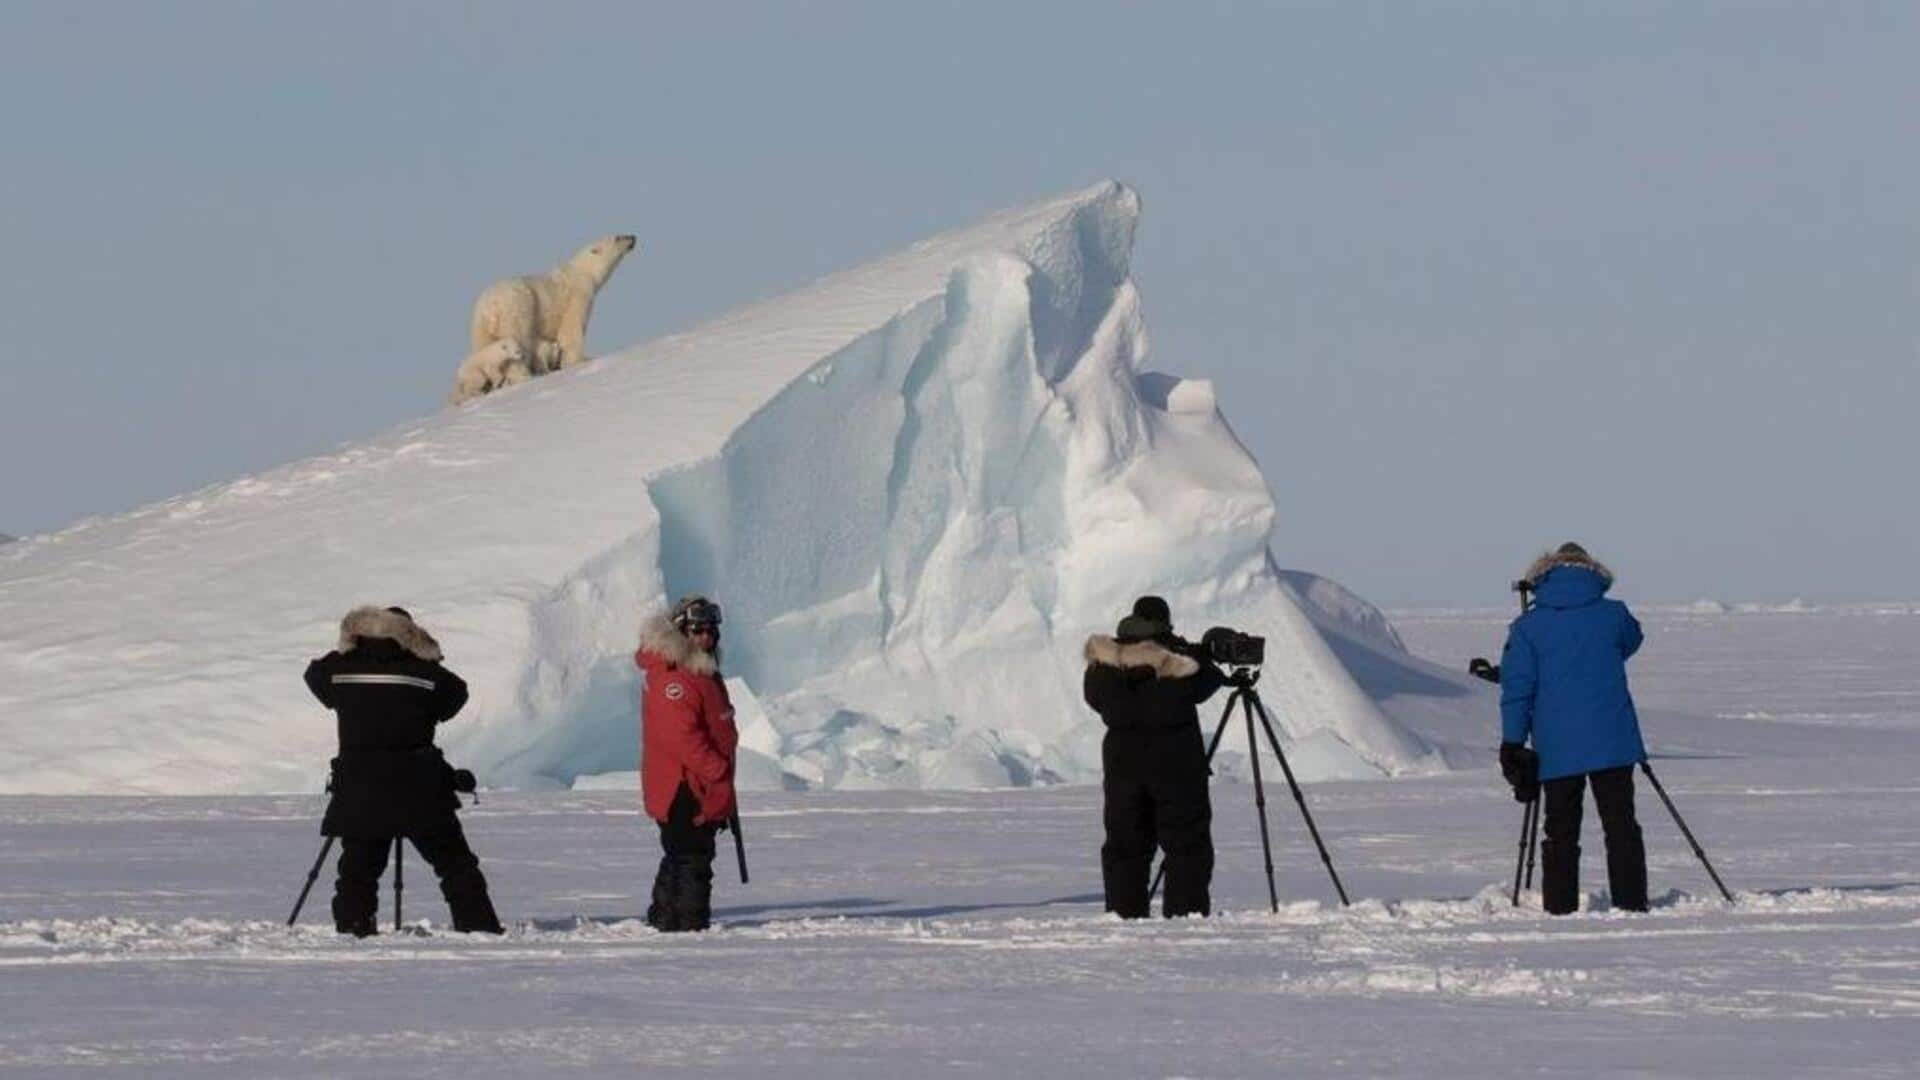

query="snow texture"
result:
[3,608,1920,1077]
[0,182,1481,796]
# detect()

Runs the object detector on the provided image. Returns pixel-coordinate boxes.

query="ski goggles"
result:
[674,599,723,631]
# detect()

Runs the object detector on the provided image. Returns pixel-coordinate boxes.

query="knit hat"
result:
[1115,595,1173,642]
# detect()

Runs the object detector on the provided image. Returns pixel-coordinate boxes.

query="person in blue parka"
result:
[1499,542,1649,914]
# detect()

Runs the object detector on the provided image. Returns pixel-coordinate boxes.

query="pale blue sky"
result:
[1,2,1914,606]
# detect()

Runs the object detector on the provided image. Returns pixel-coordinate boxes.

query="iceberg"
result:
[0,182,1488,795]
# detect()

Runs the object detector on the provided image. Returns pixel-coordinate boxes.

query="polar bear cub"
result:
[448,340,565,405]
[448,340,529,406]
[469,234,636,376]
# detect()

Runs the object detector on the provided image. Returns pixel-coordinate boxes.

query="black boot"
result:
[647,855,682,931]
[447,886,505,934]
[437,860,503,933]
[413,823,504,933]
[1100,850,1152,919]
[1606,825,1649,912]
[332,891,378,937]
[1541,841,1581,915]
[675,856,715,932]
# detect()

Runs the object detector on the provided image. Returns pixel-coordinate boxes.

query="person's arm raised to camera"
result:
[1180,655,1228,704]
[1620,606,1645,661]
[1498,624,1538,747]
[429,665,469,725]
[302,652,341,709]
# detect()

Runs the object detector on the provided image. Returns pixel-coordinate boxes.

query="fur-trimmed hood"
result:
[638,613,719,677]
[1523,548,1614,588]
[337,606,442,661]
[1083,635,1199,679]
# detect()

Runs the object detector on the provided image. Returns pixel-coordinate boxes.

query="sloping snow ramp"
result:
[0,182,1484,795]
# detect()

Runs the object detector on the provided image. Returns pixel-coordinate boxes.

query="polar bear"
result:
[448,340,565,405]
[469,234,636,375]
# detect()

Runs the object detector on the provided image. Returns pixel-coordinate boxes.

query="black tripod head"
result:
[1227,665,1261,690]
[1512,578,1535,612]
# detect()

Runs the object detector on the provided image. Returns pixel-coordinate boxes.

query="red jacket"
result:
[636,615,737,825]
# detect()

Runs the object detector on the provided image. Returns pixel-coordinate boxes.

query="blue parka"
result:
[1499,563,1646,781]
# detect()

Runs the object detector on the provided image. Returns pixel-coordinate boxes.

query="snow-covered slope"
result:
[0,182,1487,795]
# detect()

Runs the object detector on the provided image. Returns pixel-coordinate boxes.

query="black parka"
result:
[304,607,469,838]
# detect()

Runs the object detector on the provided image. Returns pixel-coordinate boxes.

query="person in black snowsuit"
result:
[303,606,503,936]
[1083,596,1228,918]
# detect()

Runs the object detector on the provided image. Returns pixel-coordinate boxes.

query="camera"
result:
[1203,626,1266,667]
[440,761,478,794]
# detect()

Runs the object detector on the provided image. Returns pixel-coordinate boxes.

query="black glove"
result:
[1498,742,1539,803]
[1468,657,1501,685]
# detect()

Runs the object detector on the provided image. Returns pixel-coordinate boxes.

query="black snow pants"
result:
[1541,764,1648,915]
[649,783,719,932]
[1101,728,1214,918]
[332,820,503,935]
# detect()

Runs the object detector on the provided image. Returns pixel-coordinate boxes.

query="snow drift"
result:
[0,182,1491,795]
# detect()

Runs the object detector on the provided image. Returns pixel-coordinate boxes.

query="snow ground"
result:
[3,606,1917,1078]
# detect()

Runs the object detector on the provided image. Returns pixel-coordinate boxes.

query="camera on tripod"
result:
[1202,626,1266,667]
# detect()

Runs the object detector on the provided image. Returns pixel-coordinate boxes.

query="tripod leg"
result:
[1242,695,1281,913]
[1150,692,1239,905]
[1510,799,1532,907]
[393,837,404,931]
[1524,796,1541,892]
[730,811,750,885]
[286,836,336,927]
[1640,762,1734,903]
[1252,696,1352,906]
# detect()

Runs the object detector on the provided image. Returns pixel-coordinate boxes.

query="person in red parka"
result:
[636,594,738,932]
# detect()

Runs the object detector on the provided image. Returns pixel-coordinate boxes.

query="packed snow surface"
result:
[3,608,1918,1077]
[0,182,1484,796]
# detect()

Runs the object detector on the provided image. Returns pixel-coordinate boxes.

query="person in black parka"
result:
[304,605,503,936]
[1084,596,1228,918]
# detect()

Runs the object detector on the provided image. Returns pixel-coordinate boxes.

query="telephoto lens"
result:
[1203,626,1266,667]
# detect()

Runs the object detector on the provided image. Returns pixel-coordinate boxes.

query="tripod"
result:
[284,835,409,930]
[1150,668,1350,911]
[1493,580,1542,908]
[1511,789,1540,906]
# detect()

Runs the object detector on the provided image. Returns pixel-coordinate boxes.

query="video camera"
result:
[1202,626,1266,667]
